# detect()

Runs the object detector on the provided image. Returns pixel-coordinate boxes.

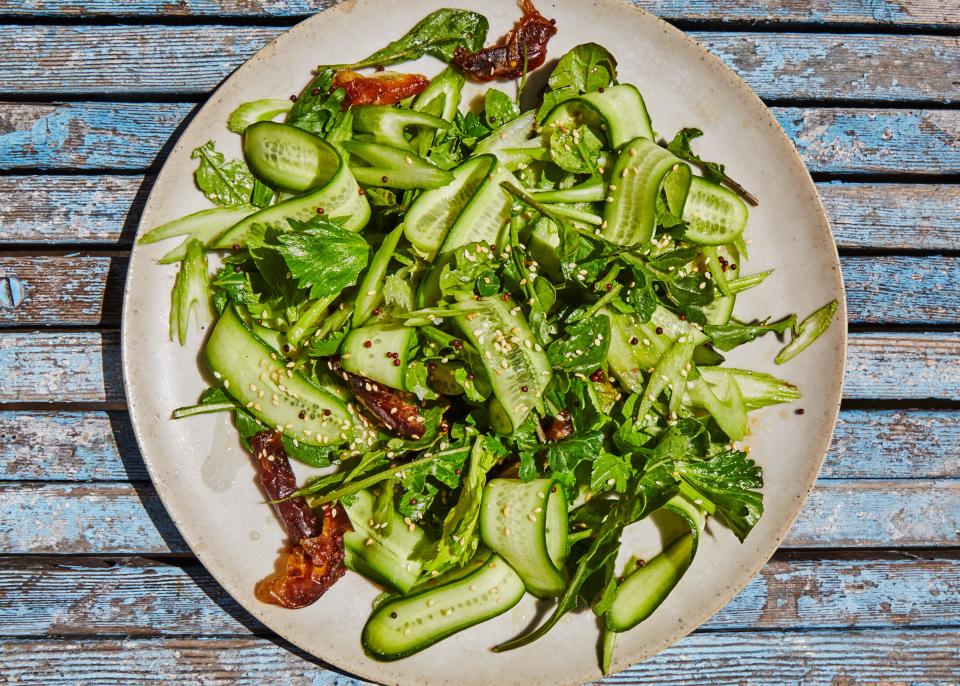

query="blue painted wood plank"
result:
[0,102,196,171]
[842,332,960,401]
[1,331,954,405]
[0,331,124,404]
[4,409,956,482]
[1,254,954,327]
[0,0,954,29]
[3,103,955,173]
[0,256,126,328]
[841,256,960,326]
[1,27,956,103]
[1,408,957,483]
[4,178,956,251]
[824,410,960,479]
[1,479,955,553]
[0,556,954,636]
[817,182,960,251]
[0,631,955,684]
[0,175,149,245]
[0,411,144,481]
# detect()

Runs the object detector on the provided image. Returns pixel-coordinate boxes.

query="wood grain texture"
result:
[842,332,960,400]
[0,0,955,29]
[2,331,957,405]
[0,256,126,328]
[0,555,955,636]
[4,178,957,252]
[0,411,142,481]
[0,175,150,245]
[1,479,956,553]
[1,254,955,327]
[1,27,957,103]
[1,409,956,483]
[0,631,955,684]
[817,182,960,251]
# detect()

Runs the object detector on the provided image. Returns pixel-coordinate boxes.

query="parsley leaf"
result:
[484,88,520,128]
[676,450,764,542]
[277,217,370,300]
[547,315,611,374]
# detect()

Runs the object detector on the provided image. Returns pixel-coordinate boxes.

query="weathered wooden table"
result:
[0,1,958,683]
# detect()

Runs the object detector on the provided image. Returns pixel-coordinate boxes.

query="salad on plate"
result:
[139,1,837,672]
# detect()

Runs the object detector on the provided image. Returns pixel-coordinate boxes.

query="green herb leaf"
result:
[339,9,488,68]
[277,217,370,300]
[287,69,348,137]
[536,43,617,119]
[423,437,499,574]
[704,315,796,352]
[484,88,520,128]
[676,449,763,542]
[281,434,336,468]
[549,125,603,174]
[590,452,632,493]
[547,315,610,374]
[191,141,256,207]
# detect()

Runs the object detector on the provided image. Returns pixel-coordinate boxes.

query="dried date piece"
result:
[334,69,430,107]
[328,357,429,440]
[452,0,557,82]
[251,431,349,609]
[543,410,574,442]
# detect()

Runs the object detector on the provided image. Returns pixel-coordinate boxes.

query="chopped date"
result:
[453,0,557,82]
[333,69,430,107]
[250,431,349,609]
[328,357,429,440]
[255,503,350,609]
[544,410,574,442]
[252,431,321,544]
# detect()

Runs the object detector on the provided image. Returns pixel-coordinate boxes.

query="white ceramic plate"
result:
[122,1,846,683]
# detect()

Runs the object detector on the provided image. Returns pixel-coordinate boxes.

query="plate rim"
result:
[121,1,848,682]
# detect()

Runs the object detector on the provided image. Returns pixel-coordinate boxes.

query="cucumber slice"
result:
[605,496,705,632]
[354,224,404,327]
[203,306,357,447]
[228,98,293,134]
[413,67,464,122]
[212,127,369,249]
[688,373,747,440]
[603,137,690,246]
[473,111,542,167]
[695,367,800,409]
[403,155,495,258]
[605,306,708,394]
[362,553,525,660]
[353,106,451,151]
[243,121,341,194]
[480,479,568,598]
[416,163,514,305]
[542,84,654,149]
[450,297,551,432]
[703,294,736,326]
[342,140,454,190]
[682,176,749,245]
[138,205,259,263]
[341,323,415,391]
[342,489,431,594]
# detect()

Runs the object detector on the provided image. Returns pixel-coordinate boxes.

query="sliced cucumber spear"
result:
[203,305,357,447]
[341,323,415,391]
[480,479,568,597]
[449,296,551,432]
[342,489,430,595]
[212,122,369,249]
[542,84,654,149]
[342,140,453,190]
[603,137,690,246]
[354,224,404,327]
[604,495,705,632]
[362,553,525,660]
